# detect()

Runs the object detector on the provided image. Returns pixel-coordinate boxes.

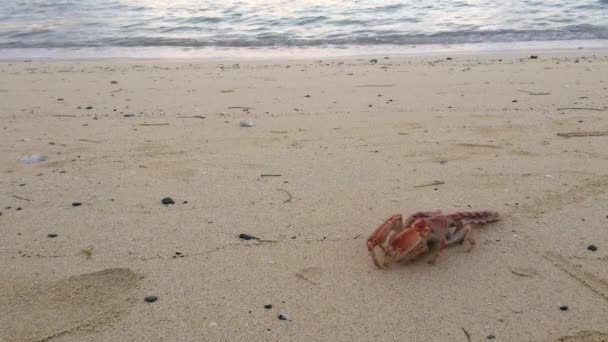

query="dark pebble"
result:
[278,313,290,320]
[512,100,518,102]
[264,304,272,309]
[57,98,64,101]
[123,114,134,117]
[305,94,311,98]
[239,233,258,241]
[72,202,82,207]
[182,201,188,204]
[144,295,158,303]
[487,335,496,340]
[86,106,93,110]
[446,57,453,60]
[110,80,118,84]
[161,197,175,205]
[47,233,58,238]
[587,245,598,252]
[369,59,378,63]
[530,55,538,59]
[16,207,22,211]
[559,305,568,311]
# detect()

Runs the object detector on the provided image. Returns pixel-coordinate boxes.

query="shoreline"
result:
[1,39,608,61]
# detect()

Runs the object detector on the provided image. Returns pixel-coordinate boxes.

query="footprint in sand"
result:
[295,266,324,285]
[0,268,142,342]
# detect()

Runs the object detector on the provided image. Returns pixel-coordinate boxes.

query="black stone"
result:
[110,80,118,84]
[264,304,272,309]
[278,313,289,320]
[587,245,598,252]
[529,55,538,59]
[239,233,258,240]
[72,202,82,207]
[86,106,93,110]
[559,305,568,311]
[145,295,158,303]
[161,197,175,205]
[47,233,58,238]
[369,59,378,63]
[487,335,496,340]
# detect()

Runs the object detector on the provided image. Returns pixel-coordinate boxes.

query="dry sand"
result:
[1,52,608,342]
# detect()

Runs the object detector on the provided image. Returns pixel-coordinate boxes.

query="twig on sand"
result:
[261,174,282,177]
[177,115,206,119]
[51,114,77,118]
[557,131,608,138]
[270,131,288,134]
[277,189,293,203]
[556,107,605,111]
[12,195,31,201]
[461,327,472,342]
[517,90,551,95]
[414,180,445,188]
[78,139,101,143]
[228,106,253,110]
[139,123,169,126]
[356,84,394,87]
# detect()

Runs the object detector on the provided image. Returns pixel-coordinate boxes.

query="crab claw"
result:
[367,214,403,252]
[387,220,429,263]
[367,214,403,268]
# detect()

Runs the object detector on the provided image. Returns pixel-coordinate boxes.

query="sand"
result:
[1,51,607,342]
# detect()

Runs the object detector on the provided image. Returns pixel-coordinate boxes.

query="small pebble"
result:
[72,202,82,207]
[110,80,118,84]
[86,106,93,110]
[47,233,58,238]
[264,304,273,309]
[587,245,598,252]
[369,59,378,63]
[559,305,568,311]
[144,295,158,303]
[161,197,175,205]
[278,313,290,321]
[487,335,496,340]
[529,55,538,59]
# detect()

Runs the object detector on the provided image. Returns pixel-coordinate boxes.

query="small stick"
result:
[277,189,293,203]
[356,84,394,87]
[556,107,605,111]
[177,116,205,119]
[261,174,282,177]
[461,327,472,342]
[414,181,445,188]
[139,123,169,126]
[12,195,31,201]
[557,131,608,138]
[51,114,77,117]
[78,139,101,143]
[228,106,253,110]
[517,90,551,95]
[270,131,288,134]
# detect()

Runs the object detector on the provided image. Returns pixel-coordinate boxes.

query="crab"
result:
[367,210,499,268]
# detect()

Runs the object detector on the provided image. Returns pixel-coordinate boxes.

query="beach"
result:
[1,51,608,341]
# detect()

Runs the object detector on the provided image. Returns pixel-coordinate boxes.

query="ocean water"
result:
[1,0,607,57]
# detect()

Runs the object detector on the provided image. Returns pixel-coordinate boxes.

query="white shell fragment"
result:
[240,118,255,127]
[20,154,46,163]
